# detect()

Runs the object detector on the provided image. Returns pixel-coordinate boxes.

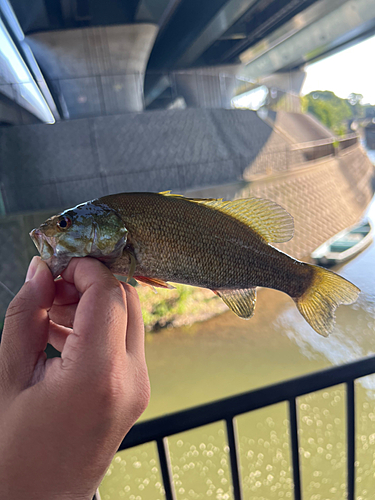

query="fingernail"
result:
[25,257,40,282]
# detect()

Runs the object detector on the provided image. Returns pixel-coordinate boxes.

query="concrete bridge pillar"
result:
[259,69,306,112]
[172,65,241,109]
[26,24,158,119]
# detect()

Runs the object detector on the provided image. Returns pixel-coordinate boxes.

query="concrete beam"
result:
[27,23,158,119]
[176,0,258,68]
[135,0,171,23]
[240,0,375,80]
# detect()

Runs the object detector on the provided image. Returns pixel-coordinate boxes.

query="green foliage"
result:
[301,90,374,136]
[348,93,364,118]
[137,284,226,332]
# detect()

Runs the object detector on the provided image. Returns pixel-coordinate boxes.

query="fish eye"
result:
[57,216,72,230]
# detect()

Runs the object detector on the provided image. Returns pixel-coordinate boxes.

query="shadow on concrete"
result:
[0,109,274,214]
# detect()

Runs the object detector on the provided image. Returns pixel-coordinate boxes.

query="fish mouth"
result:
[30,228,55,260]
[30,228,71,278]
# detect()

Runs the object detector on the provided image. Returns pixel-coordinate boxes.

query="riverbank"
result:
[137,282,301,334]
[136,283,228,332]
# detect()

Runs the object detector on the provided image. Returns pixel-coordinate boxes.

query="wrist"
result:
[0,490,95,500]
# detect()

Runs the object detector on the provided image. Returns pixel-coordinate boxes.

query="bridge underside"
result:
[1,0,374,312]
[1,0,375,121]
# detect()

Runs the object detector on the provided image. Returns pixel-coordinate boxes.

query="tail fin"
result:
[294,265,360,337]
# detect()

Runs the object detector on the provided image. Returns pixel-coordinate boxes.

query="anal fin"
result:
[214,288,257,319]
[136,276,176,289]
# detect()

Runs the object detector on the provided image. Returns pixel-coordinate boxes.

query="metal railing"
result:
[102,355,375,500]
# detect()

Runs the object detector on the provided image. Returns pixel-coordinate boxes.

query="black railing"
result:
[97,355,375,500]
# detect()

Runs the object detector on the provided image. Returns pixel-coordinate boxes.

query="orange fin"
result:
[137,281,157,293]
[136,276,175,289]
[214,288,257,319]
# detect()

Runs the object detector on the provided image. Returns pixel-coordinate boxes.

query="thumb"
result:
[0,257,55,393]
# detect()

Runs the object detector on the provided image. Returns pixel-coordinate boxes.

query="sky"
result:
[302,35,375,105]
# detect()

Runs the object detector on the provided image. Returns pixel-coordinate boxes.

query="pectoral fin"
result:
[137,281,157,293]
[122,249,137,282]
[214,288,257,319]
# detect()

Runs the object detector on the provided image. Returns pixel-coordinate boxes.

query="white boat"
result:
[311,221,373,266]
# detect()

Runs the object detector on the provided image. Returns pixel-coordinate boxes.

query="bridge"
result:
[1,4,375,499]
[0,0,374,299]
[1,0,375,122]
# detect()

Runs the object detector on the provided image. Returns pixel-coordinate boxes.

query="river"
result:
[99,177,375,499]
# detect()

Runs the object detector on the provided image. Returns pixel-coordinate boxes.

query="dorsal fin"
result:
[160,192,294,243]
[159,191,220,203]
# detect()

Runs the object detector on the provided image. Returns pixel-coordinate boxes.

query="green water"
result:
[99,200,375,500]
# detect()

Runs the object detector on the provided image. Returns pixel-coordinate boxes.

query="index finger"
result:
[59,258,128,373]
[120,282,145,357]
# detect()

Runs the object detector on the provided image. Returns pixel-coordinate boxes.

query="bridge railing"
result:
[293,142,335,162]
[244,133,359,180]
[290,133,358,161]
[97,355,375,500]
[338,134,358,151]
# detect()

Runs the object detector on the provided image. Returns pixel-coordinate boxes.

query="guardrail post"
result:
[157,437,176,500]
[347,380,355,500]
[289,399,302,500]
[286,146,289,170]
[226,417,243,500]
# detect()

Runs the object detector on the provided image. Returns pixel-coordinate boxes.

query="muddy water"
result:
[99,198,375,500]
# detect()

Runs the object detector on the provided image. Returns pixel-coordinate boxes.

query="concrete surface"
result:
[27,24,158,118]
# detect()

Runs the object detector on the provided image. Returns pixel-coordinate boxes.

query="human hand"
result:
[0,257,150,500]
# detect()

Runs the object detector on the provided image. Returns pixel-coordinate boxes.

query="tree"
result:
[301,91,354,135]
[348,93,364,119]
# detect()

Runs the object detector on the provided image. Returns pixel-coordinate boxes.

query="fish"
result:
[30,191,360,337]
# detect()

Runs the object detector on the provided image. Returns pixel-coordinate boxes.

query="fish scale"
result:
[96,193,302,292]
[30,191,360,337]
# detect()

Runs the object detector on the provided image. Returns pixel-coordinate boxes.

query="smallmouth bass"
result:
[30,191,360,337]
